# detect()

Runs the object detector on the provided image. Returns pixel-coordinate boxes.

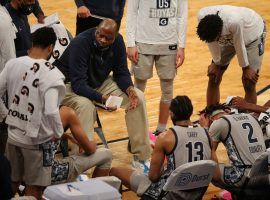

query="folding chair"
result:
[93,105,128,148]
[156,160,217,200]
[94,108,108,148]
[228,149,270,200]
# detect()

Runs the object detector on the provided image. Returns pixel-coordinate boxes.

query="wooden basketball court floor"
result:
[29,0,270,199]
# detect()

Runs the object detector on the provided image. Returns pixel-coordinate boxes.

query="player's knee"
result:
[160,79,173,103]
[101,149,113,169]
[102,148,113,163]
[161,93,172,104]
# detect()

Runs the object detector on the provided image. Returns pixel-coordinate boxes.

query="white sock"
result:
[156,123,166,132]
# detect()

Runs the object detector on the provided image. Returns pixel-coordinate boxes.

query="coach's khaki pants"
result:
[62,77,151,160]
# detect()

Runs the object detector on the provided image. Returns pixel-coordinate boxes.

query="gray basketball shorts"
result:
[131,43,177,80]
[217,27,267,71]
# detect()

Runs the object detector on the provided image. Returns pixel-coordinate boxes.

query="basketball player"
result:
[110,96,214,200]
[126,0,188,136]
[197,5,266,106]
[202,104,266,189]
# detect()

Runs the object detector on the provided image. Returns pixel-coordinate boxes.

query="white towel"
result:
[5,58,65,138]
[49,21,71,63]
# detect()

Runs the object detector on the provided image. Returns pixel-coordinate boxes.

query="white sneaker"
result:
[131,155,150,174]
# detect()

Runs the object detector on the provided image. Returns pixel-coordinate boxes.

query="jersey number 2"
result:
[242,122,258,143]
[185,142,204,162]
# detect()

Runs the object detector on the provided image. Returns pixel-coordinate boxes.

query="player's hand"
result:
[77,6,91,18]
[176,48,185,68]
[231,96,249,110]
[127,47,139,64]
[242,66,259,84]
[207,62,222,83]
[102,95,117,112]
[126,86,139,111]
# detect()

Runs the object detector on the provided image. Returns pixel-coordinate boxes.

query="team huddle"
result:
[0,0,269,200]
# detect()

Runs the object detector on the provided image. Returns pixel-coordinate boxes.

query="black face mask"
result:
[19,3,35,15]
[93,38,109,51]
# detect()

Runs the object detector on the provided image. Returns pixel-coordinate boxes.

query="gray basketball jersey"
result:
[171,125,212,166]
[144,125,211,199]
[221,113,266,167]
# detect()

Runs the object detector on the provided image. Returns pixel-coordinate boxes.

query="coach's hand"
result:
[126,86,139,111]
[77,6,91,18]
[102,95,117,112]
[127,47,139,64]
[176,48,185,68]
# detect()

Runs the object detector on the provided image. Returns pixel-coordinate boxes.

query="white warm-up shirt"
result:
[126,0,188,48]
[198,5,264,68]
[0,56,66,145]
[0,5,16,72]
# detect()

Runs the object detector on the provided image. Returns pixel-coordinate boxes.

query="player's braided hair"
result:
[199,103,229,117]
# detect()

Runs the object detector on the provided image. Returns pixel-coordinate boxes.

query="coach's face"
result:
[95,27,116,48]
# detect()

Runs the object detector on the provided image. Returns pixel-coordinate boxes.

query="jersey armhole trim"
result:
[220,116,231,143]
[167,127,178,155]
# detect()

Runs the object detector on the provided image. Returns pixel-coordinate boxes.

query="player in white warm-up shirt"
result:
[197,5,266,106]
[126,0,188,136]
[0,27,112,199]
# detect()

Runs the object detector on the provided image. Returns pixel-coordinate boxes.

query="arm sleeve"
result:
[112,36,133,92]
[230,20,249,68]
[33,0,44,18]
[176,0,188,48]
[208,42,221,65]
[0,66,8,122]
[74,0,85,8]
[126,0,139,47]
[69,41,103,103]
[209,118,229,142]
[44,87,63,138]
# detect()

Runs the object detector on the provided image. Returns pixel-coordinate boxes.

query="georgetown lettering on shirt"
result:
[149,0,177,26]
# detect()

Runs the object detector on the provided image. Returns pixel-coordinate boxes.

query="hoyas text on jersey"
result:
[149,0,176,26]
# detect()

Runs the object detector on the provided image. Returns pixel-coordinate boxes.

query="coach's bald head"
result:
[95,19,118,48]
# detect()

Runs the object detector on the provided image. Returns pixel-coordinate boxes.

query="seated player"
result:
[110,96,215,200]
